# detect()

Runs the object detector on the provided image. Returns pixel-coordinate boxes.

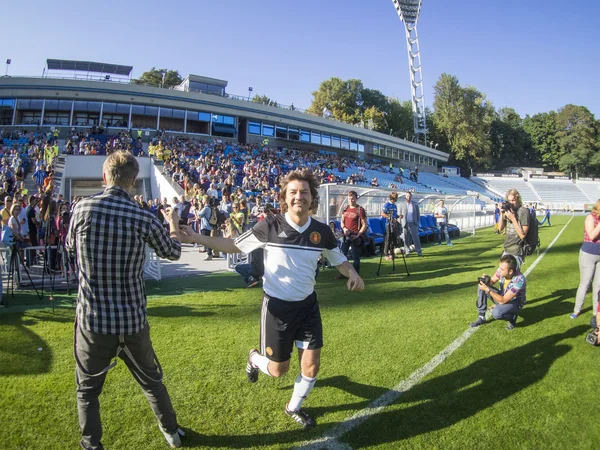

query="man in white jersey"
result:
[179,169,364,429]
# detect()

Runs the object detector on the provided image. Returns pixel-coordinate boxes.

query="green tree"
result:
[386,98,414,140]
[307,77,364,124]
[489,107,535,169]
[251,95,279,107]
[133,68,182,88]
[555,104,599,175]
[432,73,494,172]
[522,111,560,170]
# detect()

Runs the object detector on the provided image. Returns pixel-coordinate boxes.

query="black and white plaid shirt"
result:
[66,186,181,335]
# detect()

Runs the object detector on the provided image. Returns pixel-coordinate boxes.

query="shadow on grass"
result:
[0,311,62,376]
[334,326,587,448]
[179,327,586,448]
[519,289,583,328]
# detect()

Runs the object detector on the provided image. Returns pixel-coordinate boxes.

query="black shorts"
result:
[260,291,323,363]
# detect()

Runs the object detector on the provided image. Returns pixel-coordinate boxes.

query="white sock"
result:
[288,373,316,411]
[251,352,272,376]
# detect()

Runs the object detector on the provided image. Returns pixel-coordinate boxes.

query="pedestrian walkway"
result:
[159,244,229,279]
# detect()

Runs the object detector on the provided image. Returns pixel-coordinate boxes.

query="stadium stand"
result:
[573,181,600,203]
[472,177,541,203]
[529,179,589,204]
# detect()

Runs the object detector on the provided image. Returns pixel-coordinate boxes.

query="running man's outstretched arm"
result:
[179,225,241,254]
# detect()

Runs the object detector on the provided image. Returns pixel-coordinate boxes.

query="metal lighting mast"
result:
[392,0,426,145]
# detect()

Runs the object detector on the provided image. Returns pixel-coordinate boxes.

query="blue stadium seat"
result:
[367,217,385,246]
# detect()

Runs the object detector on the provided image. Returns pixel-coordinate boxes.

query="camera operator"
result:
[381,192,399,261]
[470,254,526,330]
[340,190,367,276]
[498,189,529,268]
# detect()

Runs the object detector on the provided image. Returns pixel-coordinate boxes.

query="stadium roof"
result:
[46,59,133,76]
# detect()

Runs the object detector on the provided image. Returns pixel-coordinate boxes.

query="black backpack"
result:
[520,208,540,256]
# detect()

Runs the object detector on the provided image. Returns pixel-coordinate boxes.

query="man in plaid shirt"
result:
[67,151,185,449]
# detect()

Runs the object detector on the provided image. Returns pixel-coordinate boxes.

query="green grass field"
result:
[1,215,599,449]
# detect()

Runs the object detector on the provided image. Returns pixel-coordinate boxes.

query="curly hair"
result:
[279,169,319,214]
[505,189,523,208]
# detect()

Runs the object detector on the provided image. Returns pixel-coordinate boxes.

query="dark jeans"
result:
[476,286,522,321]
[341,237,361,274]
[200,228,213,256]
[75,322,178,450]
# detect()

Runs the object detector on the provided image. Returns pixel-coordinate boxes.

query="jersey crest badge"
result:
[309,231,321,245]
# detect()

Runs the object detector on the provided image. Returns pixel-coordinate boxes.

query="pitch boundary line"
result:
[295,216,575,450]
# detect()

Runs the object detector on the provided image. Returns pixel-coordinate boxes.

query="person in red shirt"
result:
[340,190,368,275]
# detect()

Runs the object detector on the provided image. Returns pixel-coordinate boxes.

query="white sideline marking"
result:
[295,216,574,450]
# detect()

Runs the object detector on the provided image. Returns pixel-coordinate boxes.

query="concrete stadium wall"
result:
[62,155,178,201]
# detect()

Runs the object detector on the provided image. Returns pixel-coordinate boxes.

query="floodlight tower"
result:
[392,0,427,145]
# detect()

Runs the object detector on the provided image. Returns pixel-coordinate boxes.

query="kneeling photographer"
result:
[470,254,526,330]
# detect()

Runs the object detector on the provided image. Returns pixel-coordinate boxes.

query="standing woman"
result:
[572,200,600,319]
[44,200,59,272]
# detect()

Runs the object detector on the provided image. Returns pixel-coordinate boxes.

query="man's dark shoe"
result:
[285,403,316,429]
[470,317,486,328]
[246,276,259,288]
[246,349,259,383]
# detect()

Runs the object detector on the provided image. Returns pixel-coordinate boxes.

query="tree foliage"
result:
[555,104,599,175]
[251,95,279,107]
[522,111,560,170]
[304,73,599,175]
[307,77,415,138]
[133,68,182,88]
[431,74,494,171]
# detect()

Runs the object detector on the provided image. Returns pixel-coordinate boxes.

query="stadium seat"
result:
[367,217,385,246]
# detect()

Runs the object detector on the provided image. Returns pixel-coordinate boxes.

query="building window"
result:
[321,133,331,146]
[262,123,274,137]
[358,142,365,153]
[332,135,341,148]
[248,121,261,135]
[300,129,310,143]
[288,127,299,141]
[0,98,15,125]
[16,99,44,125]
[373,145,379,155]
[212,114,235,125]
[276,125,287,139]
[350,139,358,151]
[187,110,211,134]
[197,112,211,122]
[341,137,349,149]
[311,131,321,144]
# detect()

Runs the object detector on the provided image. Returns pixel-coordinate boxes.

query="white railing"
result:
[143,247,162,281]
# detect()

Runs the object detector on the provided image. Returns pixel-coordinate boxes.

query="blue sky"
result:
[2,0,599,118]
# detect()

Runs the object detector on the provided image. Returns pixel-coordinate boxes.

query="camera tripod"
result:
[40,218,72,312]
[376,217,410,277]
[3,242,42,307]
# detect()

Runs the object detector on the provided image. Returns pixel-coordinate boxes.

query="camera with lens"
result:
[585,328,599,346]
[501,201,515,212]
[478,275,491,285]
[209,197,219,207]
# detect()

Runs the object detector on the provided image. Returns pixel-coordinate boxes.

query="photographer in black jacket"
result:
[498,189,529,269]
